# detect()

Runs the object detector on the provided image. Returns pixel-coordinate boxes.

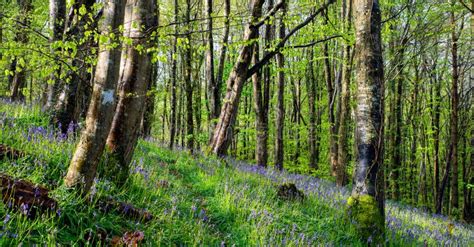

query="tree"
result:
[253,0,273,167]
[347,0,385,242]
[53,0,97,133]
[64,0,126,193]
[274,0,286,170]
[336,0,352,186]
[306,47,320,170]
[169,0,179,149]
[44,0,66,111]
[106,0,157,184]
[184,0,194,152]
[209,0,334,156]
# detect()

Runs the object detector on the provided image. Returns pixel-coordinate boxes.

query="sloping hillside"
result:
[0,103,473,245]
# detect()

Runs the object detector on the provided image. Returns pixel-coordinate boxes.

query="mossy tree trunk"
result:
[348,0,385,242]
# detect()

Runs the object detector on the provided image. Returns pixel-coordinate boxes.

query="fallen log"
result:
[0,173,58,218]
[0,173,153,222]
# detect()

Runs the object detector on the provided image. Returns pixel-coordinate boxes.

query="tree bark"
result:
[44,0,67,112]
[348,0,385,242]
[336,0,352,187]
[322,11,338,176]
[105,0,157,184]
[184,0,194,152]
[274,0,286,171]
[448,8,459,215]
[214,0,230,122]
[206,0,217,123]
[253,0,273,167]
[306,48,319,170]
[64,0,126,193]
[169,0,179,149]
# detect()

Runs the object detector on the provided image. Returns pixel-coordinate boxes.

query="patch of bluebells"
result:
[131,158,150,181]
[24,121,78,143]
[221,157,474,245]
[144,140,474,245]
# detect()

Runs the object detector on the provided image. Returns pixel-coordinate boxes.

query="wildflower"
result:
[3,214,10,224]
[20,203,29,215]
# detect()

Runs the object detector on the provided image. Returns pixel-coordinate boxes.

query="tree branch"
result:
[246,0,336,79]
[288,35,342,49]
[251,1,285,29]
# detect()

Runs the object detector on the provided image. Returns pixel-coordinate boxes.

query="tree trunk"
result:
[64,0,126,193]
[44,0,67,112]
[10,0,32,102]
[348,0,385,242]
[253,0,273,167]
[430,51,441,211]
[274,0,286,171]
[336,0,352,186]
[206,0,217,123]
[169,0,179,149]
[213,0,230,123]
[184,0,194,153]
[105,0,157,185]
[141,63,157,138]
[208,0,265,156]
[322,12,338,176]
[449,8,459,215]
[53,0,96,134]
[307,48,318,170]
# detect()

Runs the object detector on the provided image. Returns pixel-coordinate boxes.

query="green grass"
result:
[0,102,472,246]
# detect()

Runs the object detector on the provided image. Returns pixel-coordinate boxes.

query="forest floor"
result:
[0,102,473,246]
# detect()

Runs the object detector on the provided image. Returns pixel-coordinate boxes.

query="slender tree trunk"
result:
[449,8,459,215]
[213,0,230,127]
[322,12,338,176]
[45,0,66,112]
[307,48,318,170]
[184,0,194,153]
[142,63,157,138]
[141,3,160,138]
[206,0,217,123]
[348,0,385,242]
[10,0,32,102]
[436,8,459,215]
[169,0,179,149]
[274,0,286,171]
[105,0,157,185]
[336,0,352,186]
[64,0,126,193]
[0,3,3,59]
[253,0,273,167]
[430,53,441,211]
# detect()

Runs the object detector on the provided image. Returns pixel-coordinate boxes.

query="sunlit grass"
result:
[0,102,472,245]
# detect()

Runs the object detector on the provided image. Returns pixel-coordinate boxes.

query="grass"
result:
[0,101,473,246]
